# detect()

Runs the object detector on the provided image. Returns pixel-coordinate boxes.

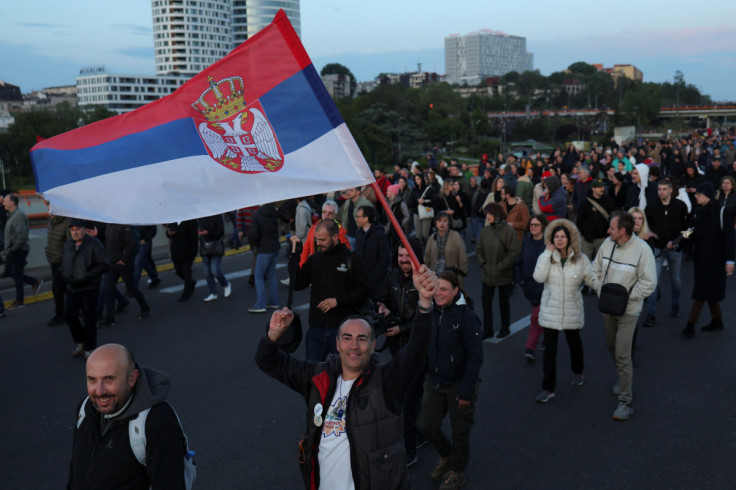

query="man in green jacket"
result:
[3,194,41,309]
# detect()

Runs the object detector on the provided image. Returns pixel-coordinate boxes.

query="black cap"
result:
[695,181,715,200]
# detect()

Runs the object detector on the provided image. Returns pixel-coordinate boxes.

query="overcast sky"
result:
[2,0,735,100]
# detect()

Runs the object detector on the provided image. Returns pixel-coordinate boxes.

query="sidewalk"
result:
[0,220,258,308]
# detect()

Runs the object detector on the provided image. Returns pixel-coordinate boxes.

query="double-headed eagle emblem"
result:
[193,75,284,173]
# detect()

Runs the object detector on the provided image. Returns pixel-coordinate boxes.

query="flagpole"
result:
[370,182,421,270]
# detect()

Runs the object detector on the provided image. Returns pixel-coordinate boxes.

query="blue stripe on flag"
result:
[34,118,206,192]
[33,66,343,193]
[260,65,344,154]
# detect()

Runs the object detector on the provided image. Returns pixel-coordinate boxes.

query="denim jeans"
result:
[254,251,279,309]
[202,254,229,295]
[305,324,339,362]
[102,264,149,319]
[133,241,159,287]
[646,248,682,316]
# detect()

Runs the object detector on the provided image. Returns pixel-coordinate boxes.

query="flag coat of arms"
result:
[30,10,373,224]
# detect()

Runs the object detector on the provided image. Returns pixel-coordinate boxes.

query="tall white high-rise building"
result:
[445,29,533,85]
[232,0,301,47]
[152,0,301,76]
[80,0,301,113]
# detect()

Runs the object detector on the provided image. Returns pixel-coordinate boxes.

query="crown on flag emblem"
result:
[194,74,284,174]
[192,76,245,122]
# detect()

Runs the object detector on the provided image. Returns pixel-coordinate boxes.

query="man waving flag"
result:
[30,10,373,225]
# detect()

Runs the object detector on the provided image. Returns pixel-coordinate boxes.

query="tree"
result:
[0,103,116,188]
[567,62,597,75]
[320,63,357,97]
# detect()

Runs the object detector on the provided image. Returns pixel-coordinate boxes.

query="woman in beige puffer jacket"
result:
[532,219,591,403]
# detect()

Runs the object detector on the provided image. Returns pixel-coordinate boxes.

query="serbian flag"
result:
[30,10,373,224]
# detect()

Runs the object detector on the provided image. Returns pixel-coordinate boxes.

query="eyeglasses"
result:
[530,223,542,227]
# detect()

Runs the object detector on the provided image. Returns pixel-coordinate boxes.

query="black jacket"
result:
[105,224,138,265]
[60,235,108,293]
[645,197,689,249]
[255,311,432,490]
[427,293,483,401]
[295,243,371,328]
[196,215,225,241]
[67,365,186,490]
[354,224,391,297]
[248,203,280,253]
[576,193,615,242]
[137,225,158,244]
[683,200,735,301]
[376,269,419,352]
[166,220,198,263]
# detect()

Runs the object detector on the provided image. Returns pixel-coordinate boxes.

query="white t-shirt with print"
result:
[318,376,356,490]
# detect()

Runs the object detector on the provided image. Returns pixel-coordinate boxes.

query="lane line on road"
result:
[159,263,287,293]
[483,314,531,344]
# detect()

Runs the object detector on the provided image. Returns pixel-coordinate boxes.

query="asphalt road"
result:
[2,243,736,489]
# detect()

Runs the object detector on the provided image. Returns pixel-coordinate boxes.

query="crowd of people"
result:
[9,126,736,489]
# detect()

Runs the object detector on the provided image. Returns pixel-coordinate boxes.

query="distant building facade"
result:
[445,29,533,85]
[0,80,22,114]
[322,73,352,99]
[593,63,644,83]
[76,0,301,114]
[77,68,187,113]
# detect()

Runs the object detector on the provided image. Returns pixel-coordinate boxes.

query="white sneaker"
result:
[223,283,232,298]
[203,294,218,302]
[72,343,84,357]
[280,278,290,286]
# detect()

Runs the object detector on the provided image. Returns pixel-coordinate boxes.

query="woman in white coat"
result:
[532,218,591,403]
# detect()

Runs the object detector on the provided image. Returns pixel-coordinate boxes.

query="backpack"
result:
[77,397,196,489]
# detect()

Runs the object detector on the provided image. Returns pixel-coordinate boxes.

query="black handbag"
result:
[597,243,633,316]
[201,239,224,257]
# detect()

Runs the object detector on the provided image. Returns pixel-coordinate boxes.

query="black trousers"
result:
[65,287,99,351]
[482,283,512,336]
[50,263,66,318]
[541,328,584,392]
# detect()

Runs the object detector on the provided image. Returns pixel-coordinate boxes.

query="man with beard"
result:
[68,344,189,489]
[376,239,425,465]
[295,219,371,362]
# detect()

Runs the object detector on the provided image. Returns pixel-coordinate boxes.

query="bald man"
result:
[68,344,189,489]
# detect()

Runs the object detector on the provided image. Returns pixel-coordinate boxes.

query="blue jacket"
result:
[514,234,545,306]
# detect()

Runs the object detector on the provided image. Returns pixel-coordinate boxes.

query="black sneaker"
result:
[115,300,130,313]
[643,314,655,327]
[139,308,151,320]
[148,277,161,289]
[46,316,64,327]
[496,329,510,339]
[671,304,680,318]
[681,322,695,339]
[524,349,535,363]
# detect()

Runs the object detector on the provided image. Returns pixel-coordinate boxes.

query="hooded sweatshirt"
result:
[68,365,186,490]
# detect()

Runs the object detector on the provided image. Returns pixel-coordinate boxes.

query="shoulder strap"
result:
[602,242,616,283]
[721,206,725,232]
[586,197,610,220]
[129,407,152,466]
[489,226,509,254]
[77,397,89,429]
[129,403,192,467]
